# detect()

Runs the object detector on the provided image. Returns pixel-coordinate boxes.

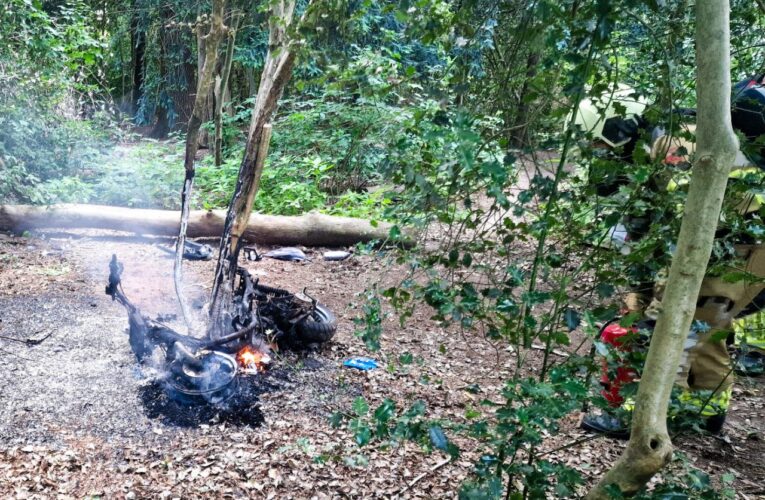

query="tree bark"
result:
[208,0,300,332]
[176,0,227,329]
[150,4,174,139]
[0,204,395,246]
[586,0,738,497]
[195,11,212,149]
[130,4,145,117]
[510,51,539,148]
[214,12,240,166]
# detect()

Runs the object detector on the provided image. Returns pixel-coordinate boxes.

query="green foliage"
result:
[606,453,736,499]
[353,287,384,351]
[343,0,755,497]
[0,0,110,202]
[2,0,759,496]
[458,368,588,498]
[269,96,409,194]
[331,397,460,458]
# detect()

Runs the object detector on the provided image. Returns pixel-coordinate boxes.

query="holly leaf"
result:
[564,308,581,331]
[353,397,369,416]
[428,425,448,451]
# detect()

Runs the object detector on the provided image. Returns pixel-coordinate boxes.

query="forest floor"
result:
[0,227,763,499]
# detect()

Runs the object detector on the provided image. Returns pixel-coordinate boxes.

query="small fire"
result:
[237,345,271,374]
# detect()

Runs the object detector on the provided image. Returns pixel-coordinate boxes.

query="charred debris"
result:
[105,254,337,407]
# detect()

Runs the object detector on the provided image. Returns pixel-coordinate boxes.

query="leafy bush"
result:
[0,0,109,203]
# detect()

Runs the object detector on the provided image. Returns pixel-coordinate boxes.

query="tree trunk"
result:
[586,0,738,497]
[0,204,395,246]
[208,0,299,334]
[509,51,539,148]
[245,66,257,97]
[196,14,213,149]
[175,0,227,329]
[151,6,173,139]
[214,13,240,166]
[130,4,145,117]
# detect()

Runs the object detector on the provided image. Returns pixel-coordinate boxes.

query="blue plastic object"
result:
[343,357,378,370]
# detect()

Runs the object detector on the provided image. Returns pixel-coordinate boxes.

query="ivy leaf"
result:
[354,425,371,446]
[710,329,729,342]
[462,252,473,267]
[619,312,642,328]
[407,400,426,417]
[721,271,758,283]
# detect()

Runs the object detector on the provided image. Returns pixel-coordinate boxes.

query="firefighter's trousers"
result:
[645,244,765,415]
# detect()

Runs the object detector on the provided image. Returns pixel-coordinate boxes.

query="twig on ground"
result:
[506,343,569,357]
[0,331,53,346]
[534,433,605,459]
[397,457,451,496]
[530,343,569,357]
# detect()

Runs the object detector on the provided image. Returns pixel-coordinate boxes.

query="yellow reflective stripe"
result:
[667,167,765,194]
[734,311,765,350]
[728,167,763,179]
[667,178,680,191]
[622,388,732,416]
[678,387,732,416]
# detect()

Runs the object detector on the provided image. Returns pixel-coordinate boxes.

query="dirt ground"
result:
[0,229,763,498]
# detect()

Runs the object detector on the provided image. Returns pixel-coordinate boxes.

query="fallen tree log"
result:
[0,204,398,247]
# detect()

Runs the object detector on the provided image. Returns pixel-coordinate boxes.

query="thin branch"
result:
[397,458,452,495]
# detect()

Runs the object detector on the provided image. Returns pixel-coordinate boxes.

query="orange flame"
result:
[237,345,271,373]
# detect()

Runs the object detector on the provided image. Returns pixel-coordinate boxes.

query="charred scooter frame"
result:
[105,254,337,403]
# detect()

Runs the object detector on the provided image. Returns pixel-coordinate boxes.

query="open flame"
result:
[237,345,271,374]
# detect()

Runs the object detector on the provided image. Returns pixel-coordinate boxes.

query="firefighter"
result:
[576,77,765,438]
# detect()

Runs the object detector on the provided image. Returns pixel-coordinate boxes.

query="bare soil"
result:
[0,230,762,498]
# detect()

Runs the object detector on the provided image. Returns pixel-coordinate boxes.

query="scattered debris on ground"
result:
[0,230,762,497]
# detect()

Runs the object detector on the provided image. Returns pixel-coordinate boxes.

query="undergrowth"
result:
[17,98,400,220]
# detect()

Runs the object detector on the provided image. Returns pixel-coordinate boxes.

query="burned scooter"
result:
[105,254,337,404]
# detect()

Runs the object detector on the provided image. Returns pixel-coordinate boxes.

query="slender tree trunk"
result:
[245,66,257,97]
[510,51,539,148]
[174,0,227,331]
[196,12,213,149]
[130,4,145,117]
[586,0,738,497]
[151,5,173,139]
[214,13,240,166]
[208,0,299,337]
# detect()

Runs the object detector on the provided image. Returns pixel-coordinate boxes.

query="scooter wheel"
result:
[296,303,337,343]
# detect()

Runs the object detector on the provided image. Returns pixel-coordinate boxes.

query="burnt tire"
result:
[296,304,337,343]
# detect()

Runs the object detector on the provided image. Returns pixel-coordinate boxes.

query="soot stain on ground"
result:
[136,368,297,428]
